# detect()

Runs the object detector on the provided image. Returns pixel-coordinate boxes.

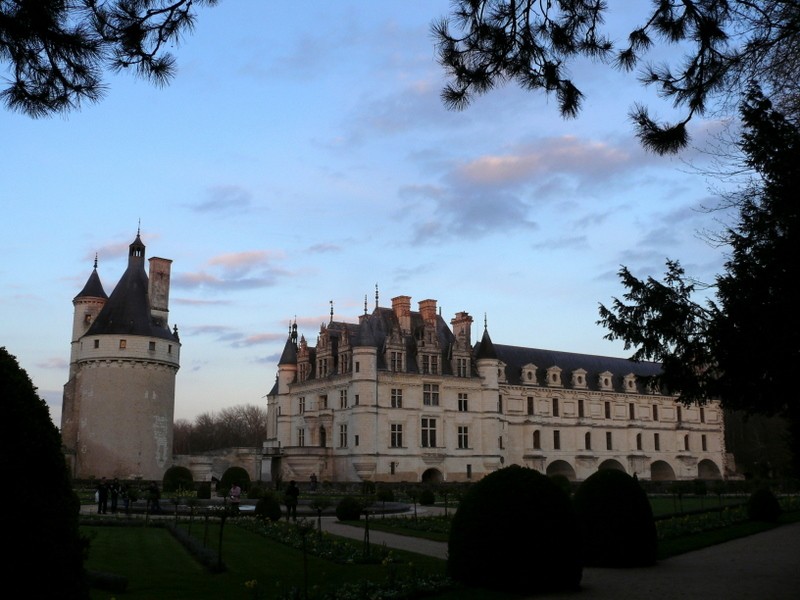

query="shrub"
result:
[447,465,582,594]
[376,486,395,503]
[162,466,194,493]
[247,482,266,499]
[419,488,436,506]
[196,482,211,500]
[573,469,657,567]
[549,473,573,498]
[254,492,283,522]
[747,487,782,522]
[335,495,363,521]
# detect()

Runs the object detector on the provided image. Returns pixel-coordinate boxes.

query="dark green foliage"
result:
[220,466,250,492]
[573,469,657,567]
[376,486,395,503]
[447,465,582,594]
[162,465,194,493]
[419,488,435,506]
[247,482,266,499]
[336,496,364,521]
[550,473,573,497]
[747,488,782,522]
[255,492,283,522]
[2,347,89,599]
[196,481,211,499]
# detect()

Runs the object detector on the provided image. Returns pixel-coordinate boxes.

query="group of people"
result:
[95,477,132,514]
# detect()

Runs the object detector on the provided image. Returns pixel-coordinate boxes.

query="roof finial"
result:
[364,294,368,315]
[137,219,141,236]
[375,283,379,309]
[484,313,488,330]
[93,253,98,269]
[329,300,334,324]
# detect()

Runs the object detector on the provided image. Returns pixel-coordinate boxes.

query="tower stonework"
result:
[61,233,180,480]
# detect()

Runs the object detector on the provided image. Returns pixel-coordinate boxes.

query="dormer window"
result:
[571,369,588,389]
[546,366,562,387]
[599,371,614,391]
[623,373,637,393]
[522,363,538,385]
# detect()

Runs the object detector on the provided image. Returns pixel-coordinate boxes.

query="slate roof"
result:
[74,267,107,300]
[83,234,176,341]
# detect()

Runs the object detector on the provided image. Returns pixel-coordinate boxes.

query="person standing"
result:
[96,478,109,514]
[109,478,120,514]
[284,480,300,521]
[229,482,242,513]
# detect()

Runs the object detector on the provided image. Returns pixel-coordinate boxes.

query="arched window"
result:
[533,430,541,450]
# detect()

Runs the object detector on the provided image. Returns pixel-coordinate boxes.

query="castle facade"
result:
[263,294,729,484]
[61,232,180,480]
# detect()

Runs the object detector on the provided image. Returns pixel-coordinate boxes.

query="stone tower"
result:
[61,231,181,480]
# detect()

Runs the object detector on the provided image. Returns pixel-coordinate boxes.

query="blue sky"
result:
[2,2,734,427]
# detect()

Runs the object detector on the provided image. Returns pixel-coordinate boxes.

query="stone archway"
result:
[546,460,577,481]
[598,459,626,473]
[650,460,676,481]
[421,468,443,484]
[698,459,722,480]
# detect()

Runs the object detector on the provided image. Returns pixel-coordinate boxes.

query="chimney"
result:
[419,299,438,324]
[450,311,473,347]
[148,257,172,326]
[392,295,412,333]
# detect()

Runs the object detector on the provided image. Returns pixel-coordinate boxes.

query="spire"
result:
[364,295,368,315]
[329,299,334,324]
[74,255,107,301]
[475,320,498,360]
[375,283,379,309]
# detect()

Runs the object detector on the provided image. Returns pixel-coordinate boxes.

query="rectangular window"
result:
[702,434,707,451]
[629,403,636,420]
[297,428,305,447]
[652,404,659,421]
[391,388,403,408]
[585,432,591,450]
[533,430,541,450]
[390,351,402,372]
[466,464,472,479]
[553,430,561,450]
[94,339,100,349]
[527,397,534,415]
[654,433,660,451]
[700,407,706,423]
[319,395,328,410]
[168,344,172,353]
[421,417,437,448]
[606,431,612,450]
[498,395,503,413]
[354,434,359,447]
[339,389,348,409]
[498,435,504,449]
[119,339,126,349]
[552,397,559,417]
[355,361,360,373]
[578,399,585,418]
[390,424,403,448]
[390,461,396,475]
[339,424,347,448]
[456,357,468,377]
[458,393,469,412]
[636,433,642,450]
[354,394,359,405]
[677,406,682,423]
[458,426,469,449]
[298,397,305,414]
[423,383,439,406]
[149,341,156,351]
[684,435,690,451]
[605,402,611,419]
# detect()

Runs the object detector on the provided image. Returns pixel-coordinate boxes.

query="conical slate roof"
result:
[84,234,175,340]
[74,266,107,301]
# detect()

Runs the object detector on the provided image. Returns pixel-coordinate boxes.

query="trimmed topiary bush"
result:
[419,487,435,506]
[447,465,582,595]
[162,466,194,493]
[335,495,363,521]
[747,487,782,522]
[573,469,657,567]
[255,492,283,522]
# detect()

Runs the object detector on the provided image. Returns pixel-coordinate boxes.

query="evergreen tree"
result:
[597,88,800,474]
[1,346,89,598]
[434,1,800,153]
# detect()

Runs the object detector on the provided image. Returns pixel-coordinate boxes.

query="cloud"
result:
[173,250,290,291]
[306,242,341,254]
[191,185,253,213]
[37,357,68,370]
[231,333,287,348]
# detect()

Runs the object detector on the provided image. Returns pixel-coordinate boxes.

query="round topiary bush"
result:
[419,487,436,506]
[162,466,194,493]
[255,492,283,522]
[447,465,582,595]
[572,469,657,567]
[335,495,363,521]
[747,487,782,522]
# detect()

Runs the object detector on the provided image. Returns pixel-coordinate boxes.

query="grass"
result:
[81,496,800,600]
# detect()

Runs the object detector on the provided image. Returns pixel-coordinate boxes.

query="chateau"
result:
[263,293,729,484]
[61,232,181,480]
